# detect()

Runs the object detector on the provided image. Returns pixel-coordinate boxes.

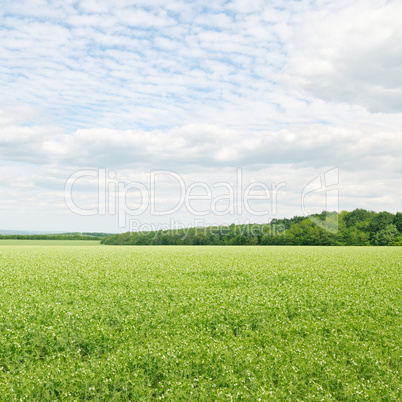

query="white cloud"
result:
[287,0,402,112]
[1,156,401,232]
[0,115,401,175]
[0,0,299,132]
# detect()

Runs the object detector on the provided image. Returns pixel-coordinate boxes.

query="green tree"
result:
[343,227,370,245]
[369,212,395,234]
[343,208,374,227]
[372,224,399,246]
[393,212,402,234]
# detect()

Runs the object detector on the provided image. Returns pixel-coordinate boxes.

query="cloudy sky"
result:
[1,0,401,232]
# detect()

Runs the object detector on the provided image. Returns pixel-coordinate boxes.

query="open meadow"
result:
[0,245,401,400]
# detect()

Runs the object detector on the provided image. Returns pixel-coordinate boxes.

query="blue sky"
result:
[0,0,401,232]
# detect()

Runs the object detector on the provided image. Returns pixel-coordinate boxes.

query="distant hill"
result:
[0,230,62,235]
[101,209,402,246]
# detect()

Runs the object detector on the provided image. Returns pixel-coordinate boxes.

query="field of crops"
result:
[0,245,401,400]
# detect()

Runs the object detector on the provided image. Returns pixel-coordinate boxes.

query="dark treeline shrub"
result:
[0,234,103,240]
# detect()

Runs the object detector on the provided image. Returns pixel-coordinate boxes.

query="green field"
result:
[0,246,401,400]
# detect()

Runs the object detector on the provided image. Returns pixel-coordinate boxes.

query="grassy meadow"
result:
[0,245,401,400]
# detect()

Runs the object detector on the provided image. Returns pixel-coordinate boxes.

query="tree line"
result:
[101,209,402,246]
[0,233,104,240]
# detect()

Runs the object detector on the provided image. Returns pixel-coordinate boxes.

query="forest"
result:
[101,209,402,246]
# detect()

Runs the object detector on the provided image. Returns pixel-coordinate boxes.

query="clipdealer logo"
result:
[64,169,287,228]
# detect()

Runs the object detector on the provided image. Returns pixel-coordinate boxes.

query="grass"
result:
[0,245,401,400]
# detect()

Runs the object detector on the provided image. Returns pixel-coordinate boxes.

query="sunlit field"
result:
[0,245,401,400]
